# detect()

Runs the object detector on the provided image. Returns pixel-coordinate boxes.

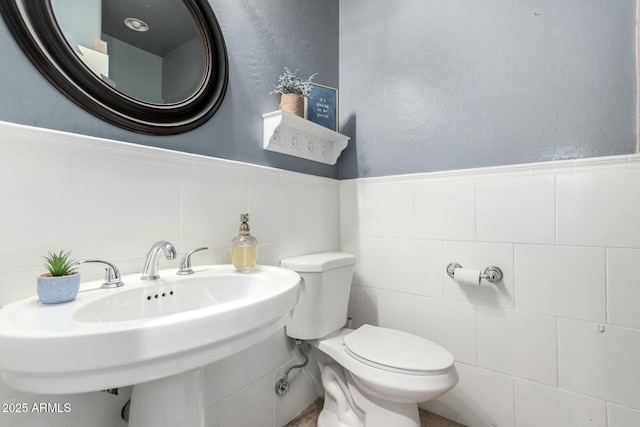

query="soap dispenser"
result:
[231,213,258,272]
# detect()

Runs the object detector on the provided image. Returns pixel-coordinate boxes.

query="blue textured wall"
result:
[1,1,636,180]
[0,0,340,178]
[338,0,637,178]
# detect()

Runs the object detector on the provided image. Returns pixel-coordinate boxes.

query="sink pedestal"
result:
[129,368,205,427]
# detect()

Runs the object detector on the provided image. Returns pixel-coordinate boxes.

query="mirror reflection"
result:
[51,0,207,104]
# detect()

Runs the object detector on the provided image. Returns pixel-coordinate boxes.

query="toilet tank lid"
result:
[281,252,355,272]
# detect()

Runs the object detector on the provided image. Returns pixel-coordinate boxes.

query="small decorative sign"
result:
[307,83,338,131]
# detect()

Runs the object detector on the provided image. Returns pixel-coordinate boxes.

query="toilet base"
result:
[317,362,420,427]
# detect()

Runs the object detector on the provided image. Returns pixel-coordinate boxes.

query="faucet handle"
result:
[177,247,209,275]
[77,259,125,289]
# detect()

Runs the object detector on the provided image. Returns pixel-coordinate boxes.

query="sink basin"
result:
[73,274,273,323]
[0,265,300,394]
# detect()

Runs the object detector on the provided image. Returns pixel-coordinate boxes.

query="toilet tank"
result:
[281,252,355,340]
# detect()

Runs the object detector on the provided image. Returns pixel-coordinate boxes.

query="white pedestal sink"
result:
[0,265,300,426]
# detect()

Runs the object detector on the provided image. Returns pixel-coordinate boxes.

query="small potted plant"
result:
[37,250,81,304]
[271,67,317,117]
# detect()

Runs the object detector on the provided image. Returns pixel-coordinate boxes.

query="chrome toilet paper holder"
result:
[446,262,503,284]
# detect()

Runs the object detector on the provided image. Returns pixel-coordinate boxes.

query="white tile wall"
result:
[388,238,443,296]
[218,374,274,427]
[342,236,390,288]
[71,155,182,260]
[206,404,219,427]
[476,175,556,244]
[0,122,335,427]
[348,285,414,333]
[180,166,249,253]
[414,297,477,365]
[514,380,606,427]
[352,181,413,238]
[608,403,640,427]
[248,175,296,245]
[3,121,640,427]
[294,181,340,242]
[414,179,476,241]
[477,307,558,386]
[204,348,253,405]
[515,245,606,322]
[606,248,640,329]
[557,170,640,248]
[558,319,640,409]
[339,179,359,236]
[344,154,640,427]
[0,146,74,272]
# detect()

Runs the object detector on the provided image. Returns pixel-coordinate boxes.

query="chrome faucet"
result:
[77,259,125,288]
[141,240,177,280]
[177,247,208,275]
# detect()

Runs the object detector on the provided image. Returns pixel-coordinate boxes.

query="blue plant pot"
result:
[37,273,80,304]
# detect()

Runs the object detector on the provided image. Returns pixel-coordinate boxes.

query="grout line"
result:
[556,316,561,389]
[473,179,478,242]
[637,0,640,154]
[474,303,479,367]
[554,174,558,246]
[512,244,517,311]
[604,248,610,325]
[512,373,517,427]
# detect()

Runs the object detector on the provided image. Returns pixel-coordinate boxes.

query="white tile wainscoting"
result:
[0,121,335,427]
[1,120,640,426]
[341,156,640,427]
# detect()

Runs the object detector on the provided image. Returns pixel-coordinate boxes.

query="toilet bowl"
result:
[281,252,458,427]
[312,326,457,427]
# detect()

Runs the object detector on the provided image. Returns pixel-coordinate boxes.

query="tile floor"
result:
[285,398,466,427]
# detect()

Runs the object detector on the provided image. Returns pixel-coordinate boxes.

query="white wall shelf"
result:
[262,110,350,165]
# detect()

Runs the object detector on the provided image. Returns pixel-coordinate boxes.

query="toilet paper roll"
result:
[454,268,482,286]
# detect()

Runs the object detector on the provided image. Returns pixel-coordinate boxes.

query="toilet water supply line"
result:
[275,340,309,395]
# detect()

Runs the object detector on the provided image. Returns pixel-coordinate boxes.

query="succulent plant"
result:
[271,67,317,97]
[42,250,77,277]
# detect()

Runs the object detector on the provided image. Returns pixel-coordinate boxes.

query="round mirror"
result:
[0,0,228,135]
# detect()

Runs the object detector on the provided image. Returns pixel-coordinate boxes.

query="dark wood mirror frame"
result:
[0,0,229,135]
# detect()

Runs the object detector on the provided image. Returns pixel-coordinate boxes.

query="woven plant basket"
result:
[280,93,305,117]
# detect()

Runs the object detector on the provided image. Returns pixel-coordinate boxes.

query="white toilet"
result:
[281,252,458,427]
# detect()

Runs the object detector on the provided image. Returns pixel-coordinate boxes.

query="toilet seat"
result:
[315,326,459,405]
[343,325,454,375]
